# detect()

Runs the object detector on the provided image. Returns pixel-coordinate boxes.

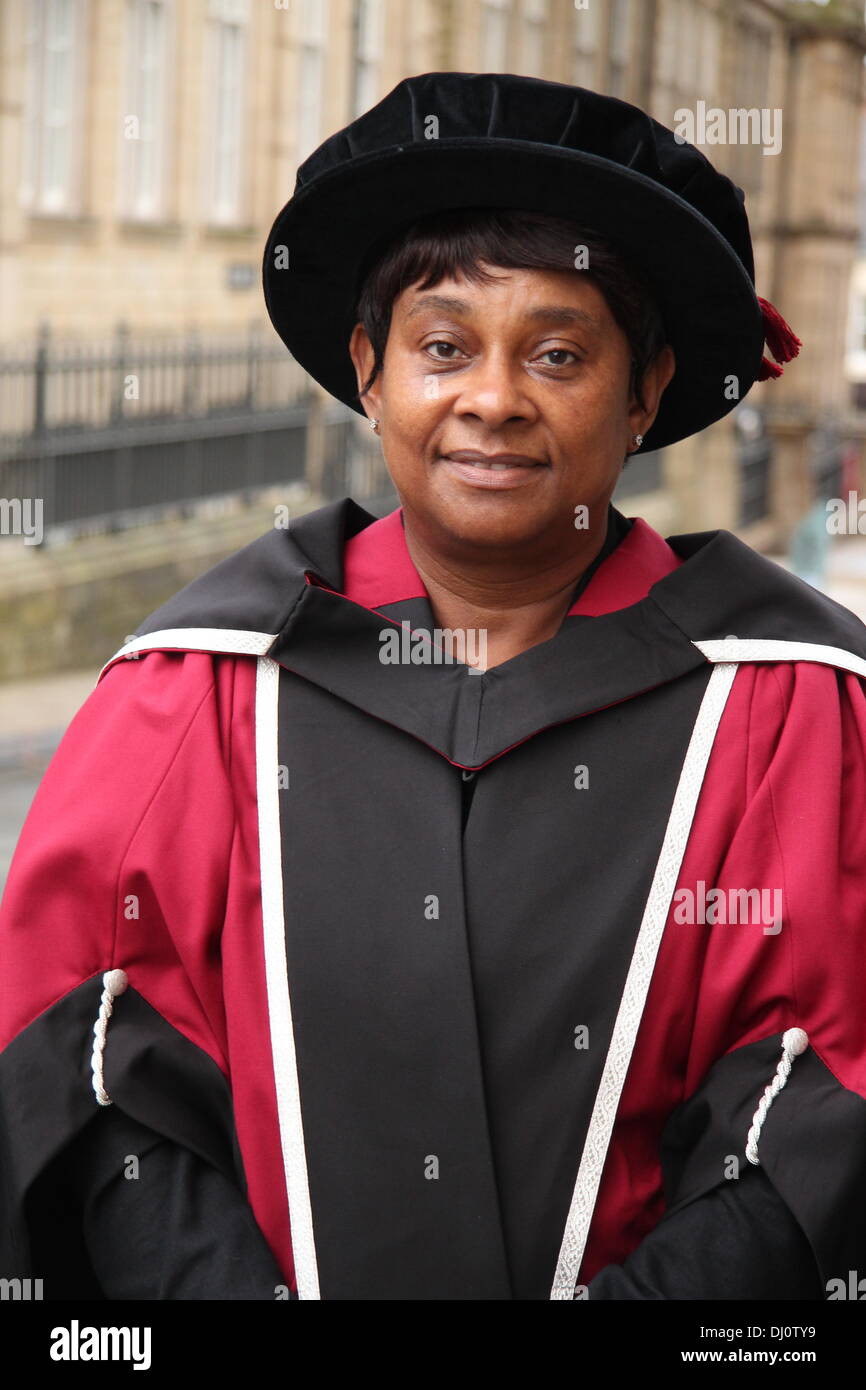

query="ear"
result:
[628,345,676,441]
[349,322,381,421]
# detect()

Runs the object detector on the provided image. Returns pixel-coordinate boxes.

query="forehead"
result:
[394,265,610,330]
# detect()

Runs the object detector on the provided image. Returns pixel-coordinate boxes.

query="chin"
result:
[435,503,548,548]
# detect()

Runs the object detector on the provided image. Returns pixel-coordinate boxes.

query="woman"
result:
[2,72,865,1302]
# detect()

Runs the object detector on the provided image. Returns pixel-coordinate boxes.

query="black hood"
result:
[124,497,866,770]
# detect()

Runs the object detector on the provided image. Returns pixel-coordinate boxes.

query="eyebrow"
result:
[403,294,599,330]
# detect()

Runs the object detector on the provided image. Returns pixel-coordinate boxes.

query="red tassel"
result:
[756,296,802,381]
[756,357,783,382]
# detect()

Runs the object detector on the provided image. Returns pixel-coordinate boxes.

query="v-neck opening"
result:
[372,503,635,681]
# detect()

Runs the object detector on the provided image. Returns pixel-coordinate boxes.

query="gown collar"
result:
[269,501,698,769]
[131,493,866,771]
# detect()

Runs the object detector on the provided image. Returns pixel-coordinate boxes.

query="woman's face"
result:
[349,264,675,557]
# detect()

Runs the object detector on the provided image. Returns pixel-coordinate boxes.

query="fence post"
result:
[110,320,130,425]
[184,326,201,415]
[33,320,50,437]
[246,320,259,410]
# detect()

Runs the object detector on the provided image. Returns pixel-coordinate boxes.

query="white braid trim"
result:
[745,1027,809,1165]
[694,638,866,681]
[255,655,321,1299]
[550,660,739,1299]
[90,969,129,1106]
[97,628,278,684]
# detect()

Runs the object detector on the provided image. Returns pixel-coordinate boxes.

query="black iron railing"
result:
[0,322,317,539]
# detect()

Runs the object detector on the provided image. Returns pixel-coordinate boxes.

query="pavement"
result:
[0,668,97,771]
[2,535,866,895]
[0,669,98,896]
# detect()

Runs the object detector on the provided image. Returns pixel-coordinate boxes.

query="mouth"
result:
[438,451,548,490]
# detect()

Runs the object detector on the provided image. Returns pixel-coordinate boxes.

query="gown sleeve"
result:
[583,660,866,1297]
[587,1161,821,1300]
[63,1107,288,1300]
[0,649,283,1297]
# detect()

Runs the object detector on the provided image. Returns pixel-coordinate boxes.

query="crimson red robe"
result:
[2,500,865,1299]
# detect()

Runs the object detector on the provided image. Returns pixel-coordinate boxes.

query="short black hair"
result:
[353,207,669,427]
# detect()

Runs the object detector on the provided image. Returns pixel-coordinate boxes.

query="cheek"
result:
[565,370,630,435]
[381,357,422,417]
[384,388,443,448]
[549,392,616,449]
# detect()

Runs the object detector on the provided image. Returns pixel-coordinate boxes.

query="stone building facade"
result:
[1,0,864,543]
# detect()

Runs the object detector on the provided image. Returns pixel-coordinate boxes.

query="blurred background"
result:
[1,0,866,886]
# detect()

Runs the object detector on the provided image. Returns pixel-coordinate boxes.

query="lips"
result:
[443,451,545,469]
[452,460,533,471]
[438,451,548,491]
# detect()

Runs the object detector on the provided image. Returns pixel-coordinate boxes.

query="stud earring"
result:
[369,417,380,433]
[632,433,643,448]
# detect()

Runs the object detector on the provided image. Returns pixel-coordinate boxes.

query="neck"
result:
[401,509,612,670]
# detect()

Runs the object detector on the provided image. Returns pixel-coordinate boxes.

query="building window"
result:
[351,0,383,119]
[480,0,509,72]
[297,0,328,162]
[658,0,718,133]
[204,0,250,225]
[847,292,866,357]
[859,110,866,254]
[606,0,632,100]
[571,0,600,90]
[20,0,89,215]
[727,17,770,199]
[519,0,546,77]
[119,0,173,222]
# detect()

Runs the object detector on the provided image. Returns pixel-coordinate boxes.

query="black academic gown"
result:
[2,499,866,1300]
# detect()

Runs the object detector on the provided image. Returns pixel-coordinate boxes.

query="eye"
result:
[424,340,464,361]
[536,348,579,367]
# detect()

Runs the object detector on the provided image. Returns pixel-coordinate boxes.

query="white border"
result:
[694,638,866,679]
[97,629,319,1295]
[255,655,321,1300]
[550,660,739,1300]
[96,627,277,684]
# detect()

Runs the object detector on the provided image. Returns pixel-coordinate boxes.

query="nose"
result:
[451,349,538,430]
